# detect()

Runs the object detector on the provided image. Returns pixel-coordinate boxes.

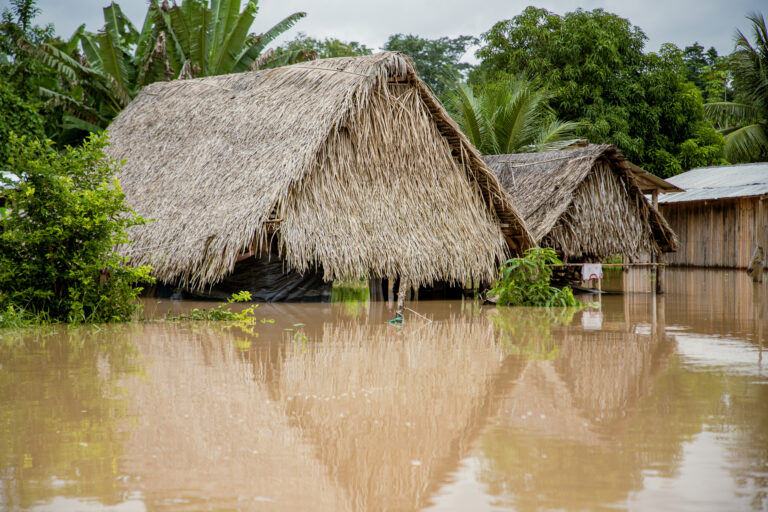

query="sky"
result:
[14,0,767,62]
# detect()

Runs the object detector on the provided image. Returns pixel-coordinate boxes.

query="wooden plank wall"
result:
[660,196,768,269]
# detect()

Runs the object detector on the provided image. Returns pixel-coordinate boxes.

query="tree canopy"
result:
[383,33,477,100]
[472,7,726,176]
[276,32,372,59]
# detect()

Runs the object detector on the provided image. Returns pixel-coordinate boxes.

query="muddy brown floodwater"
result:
[1,268,767,511]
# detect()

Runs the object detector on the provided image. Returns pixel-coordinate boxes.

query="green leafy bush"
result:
[488,248,582,307]
[0,132,153,324]
[0,81,45,167]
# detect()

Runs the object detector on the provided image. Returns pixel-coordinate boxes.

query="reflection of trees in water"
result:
[488,307,578,360]
[0,325,143,509]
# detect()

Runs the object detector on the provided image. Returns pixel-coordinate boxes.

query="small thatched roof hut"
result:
[483,145,677,261]
[107,52,532,290]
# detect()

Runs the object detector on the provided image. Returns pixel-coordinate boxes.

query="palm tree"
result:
[447,78,581,155]
[704,13,768,162]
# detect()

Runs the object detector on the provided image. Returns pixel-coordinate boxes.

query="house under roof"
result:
[483,145,677,261]
[106,52,533,295]
[659,163,768,269]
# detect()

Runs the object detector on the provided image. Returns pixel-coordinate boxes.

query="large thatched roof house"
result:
[106,53,532,295]
[483,145,677,261]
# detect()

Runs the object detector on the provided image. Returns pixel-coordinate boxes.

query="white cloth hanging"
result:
[581,263,603,281]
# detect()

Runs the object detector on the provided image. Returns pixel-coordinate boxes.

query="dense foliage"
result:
[682,42,731,103]
[472,7,726,176]
[276,32,372,59]
[704,13,768,163]
[0,81,45,167]
[488,248,581,307]
[0,133,152,324]
[383,33,477,100]
[447,77,580,154]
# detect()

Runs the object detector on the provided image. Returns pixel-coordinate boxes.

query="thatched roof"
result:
[483,145,678,260]
[107,52,532,289]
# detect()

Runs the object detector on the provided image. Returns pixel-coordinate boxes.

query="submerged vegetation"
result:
[164,291,259,322]
[489,248,582,307]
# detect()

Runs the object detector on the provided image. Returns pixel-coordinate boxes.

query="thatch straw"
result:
[107,52,532,289]
[484,145,678,260]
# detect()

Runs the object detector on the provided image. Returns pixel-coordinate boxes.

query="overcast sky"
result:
[16,0,767,62]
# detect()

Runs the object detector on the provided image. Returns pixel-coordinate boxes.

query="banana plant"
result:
[152,0,306,78]
[26,0,306,141]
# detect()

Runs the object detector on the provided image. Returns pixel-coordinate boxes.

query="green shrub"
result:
[488,247,582,307]
[0,81,45,167]
[0,132,153,324]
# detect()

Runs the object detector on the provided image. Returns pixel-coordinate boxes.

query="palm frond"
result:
[188,2,212,75]
[535,120,583,151]
[233,12,306,72]
[704,101,762,128]
[62,114,104,133]
[102,2,139,49]
[210,0,243,59]
[723,123,768,162]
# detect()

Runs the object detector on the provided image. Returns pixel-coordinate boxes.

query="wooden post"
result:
[655,262,664,294]
[657,295,666,340]
[396,277,408,316]
[652,189,659,210]
[387,278,394,306]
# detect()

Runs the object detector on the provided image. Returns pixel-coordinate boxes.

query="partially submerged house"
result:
[483,145,678,262]
[659,163,768,269]
[106,52,532,300]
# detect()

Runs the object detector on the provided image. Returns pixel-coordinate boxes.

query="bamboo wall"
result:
[660,197,768,269]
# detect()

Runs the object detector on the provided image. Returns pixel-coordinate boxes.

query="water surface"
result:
[1,269,767,511]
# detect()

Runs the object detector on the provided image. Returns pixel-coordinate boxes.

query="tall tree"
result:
[704,13,768,162]
[447,78,580,155]
[683,42,731,103]
[473,7,726,176]
[383,34,477,100]
[0,0,55,104]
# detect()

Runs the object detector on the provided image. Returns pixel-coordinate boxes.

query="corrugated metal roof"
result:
[659,163,768,203]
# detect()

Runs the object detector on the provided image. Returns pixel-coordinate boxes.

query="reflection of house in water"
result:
[664,268,768,342]
[478,300,679,511]
[117,313,520,511]
[274,318,519,511]
[118,294,737,512]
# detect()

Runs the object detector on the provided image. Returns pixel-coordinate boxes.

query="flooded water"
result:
[1,268,767,511]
